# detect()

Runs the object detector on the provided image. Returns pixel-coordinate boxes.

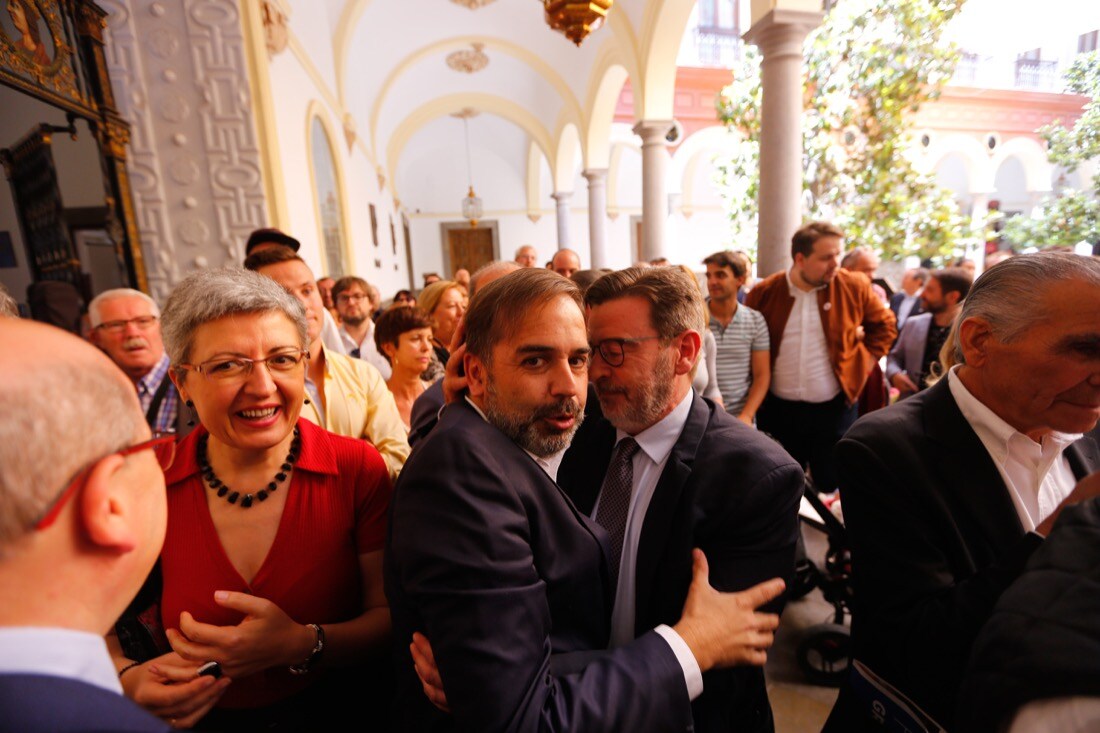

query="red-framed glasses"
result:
[34,433,178,531]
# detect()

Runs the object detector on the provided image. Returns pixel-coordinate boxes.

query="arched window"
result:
[309,117,347,277]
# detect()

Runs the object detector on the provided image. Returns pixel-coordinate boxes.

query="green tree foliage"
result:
[717,0,973,262]
[1001,52,1100,250]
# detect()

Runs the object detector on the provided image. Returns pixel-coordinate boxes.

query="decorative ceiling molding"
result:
[450,107,480,119]
[449,0,497,9]
[446,42,489,74]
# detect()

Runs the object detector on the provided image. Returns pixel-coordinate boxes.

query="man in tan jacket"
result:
[745,221,896,492]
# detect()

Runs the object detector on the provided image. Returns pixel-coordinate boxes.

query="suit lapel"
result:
[1066,429,1100,480]
[922,380,1025,553]
[632,396,709,635]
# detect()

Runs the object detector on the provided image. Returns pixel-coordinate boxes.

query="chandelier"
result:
[450,0,496,8]
[453,110,483,227]
[542,0,614,46]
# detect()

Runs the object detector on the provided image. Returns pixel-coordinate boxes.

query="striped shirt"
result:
[137,352,179,434]
[709,305,769,415]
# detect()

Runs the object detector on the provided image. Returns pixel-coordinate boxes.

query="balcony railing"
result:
[1014,58,1059,90]
[686,28,742,68]
[948,52,1062,92]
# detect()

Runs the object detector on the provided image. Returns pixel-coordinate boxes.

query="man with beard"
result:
[88,289,192,437]
[385,268,787,732]
[745,221,896,493]
[558,267,803,733]
[887,267,972,397]
[333,275,392,379]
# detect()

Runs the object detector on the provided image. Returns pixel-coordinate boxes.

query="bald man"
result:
[551,249,582,278]
[0,320,202,731]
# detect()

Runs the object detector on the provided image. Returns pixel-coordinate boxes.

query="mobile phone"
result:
[197,661,222,679]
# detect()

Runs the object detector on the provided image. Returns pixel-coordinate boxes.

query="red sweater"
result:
[160,419,390,709]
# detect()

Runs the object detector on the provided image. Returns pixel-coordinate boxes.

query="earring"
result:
[304,397,312,405]
[185,400,196,427]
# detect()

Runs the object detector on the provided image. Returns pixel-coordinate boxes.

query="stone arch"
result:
[923,133,993,194]
[385,93,555,207]
[671,126,744,214]
[637,0,697,119]
[554,123,582,194]
[583,56,630,170]
[991,136,1053,194]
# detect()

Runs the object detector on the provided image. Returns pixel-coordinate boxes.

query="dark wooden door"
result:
[447,226,494,275]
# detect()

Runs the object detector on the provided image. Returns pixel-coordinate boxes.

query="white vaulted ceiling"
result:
[281,0,698,218]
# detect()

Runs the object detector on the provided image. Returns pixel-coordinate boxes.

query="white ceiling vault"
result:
[284,0,697,218]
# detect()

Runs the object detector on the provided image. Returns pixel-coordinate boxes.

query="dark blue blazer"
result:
[0,674,170,733]
[824,379,1100,732]
[558,394,804,733]
[385,400,694,732]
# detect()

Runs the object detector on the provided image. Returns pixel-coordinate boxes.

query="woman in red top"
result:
[110,268,391,730]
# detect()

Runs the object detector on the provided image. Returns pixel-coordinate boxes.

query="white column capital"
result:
[582,168,609,184]
[743,9,824,58]
[632,120,676,146]
[551,191,573,203]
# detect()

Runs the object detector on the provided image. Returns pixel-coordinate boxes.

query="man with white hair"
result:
[825,252,1100,732]
[0,319,197,731]
[88,289,191,437]
[514,244,538,268]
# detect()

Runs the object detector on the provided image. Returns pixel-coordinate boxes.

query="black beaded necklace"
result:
[196,427,301,508]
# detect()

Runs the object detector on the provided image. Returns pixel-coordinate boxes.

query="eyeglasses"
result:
[177,349,309,382]
[590,336,662,367]
[35,432,177,531]
[337,293,368,304]
[94,315,158,333]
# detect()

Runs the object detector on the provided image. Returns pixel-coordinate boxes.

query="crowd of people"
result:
[0,224,1098,733]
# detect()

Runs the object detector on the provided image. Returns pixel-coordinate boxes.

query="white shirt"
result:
[896,292,921,328]
[770,269,842,403]
[948,367,1081,531]
[338,321,392,380]
[0,627,122,695]
[467,395,704,700]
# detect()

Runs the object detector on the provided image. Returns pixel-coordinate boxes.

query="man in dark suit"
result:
[385,269,786,732]
[825,252,1100,731]
[888,266,928,330]
[558,267,804,733]
[0,319,187,732]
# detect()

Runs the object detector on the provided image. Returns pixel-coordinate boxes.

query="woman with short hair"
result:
[374,306,434,432]
[110,268,391,731]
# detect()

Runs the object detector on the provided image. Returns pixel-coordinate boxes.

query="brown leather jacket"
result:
[745,268,897,404]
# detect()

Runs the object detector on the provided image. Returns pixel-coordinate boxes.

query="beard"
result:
[341,312,367,327]
[484,378,584,458]
[595,351,675,434]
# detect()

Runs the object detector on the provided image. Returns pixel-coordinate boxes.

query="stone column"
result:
[552,191,572,249]
[632,120,674,262]
[743,9,823,276]
[583,168,609,268]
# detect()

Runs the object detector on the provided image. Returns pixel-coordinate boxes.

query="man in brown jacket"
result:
[745,222,896,492]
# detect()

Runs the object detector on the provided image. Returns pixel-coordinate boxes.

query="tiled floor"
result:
[765,527,843,733]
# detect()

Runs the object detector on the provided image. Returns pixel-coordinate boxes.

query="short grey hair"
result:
[951,252,1100,364]
[160,268,308,367]
[0,358,142,547]
[470,260,521,296]
[87,288,160,327]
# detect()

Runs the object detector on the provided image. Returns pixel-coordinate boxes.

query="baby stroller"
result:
[788,474,854,687]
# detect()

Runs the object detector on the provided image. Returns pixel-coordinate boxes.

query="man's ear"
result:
[465,352,488,399]
[79,454,138,553]
[675,330,703,376]
[958,316,993,368]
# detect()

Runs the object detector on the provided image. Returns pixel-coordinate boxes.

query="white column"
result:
[632,120,674,262]
[552,191,572,249]
[583,168,610,268]
[743,9,823,276]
